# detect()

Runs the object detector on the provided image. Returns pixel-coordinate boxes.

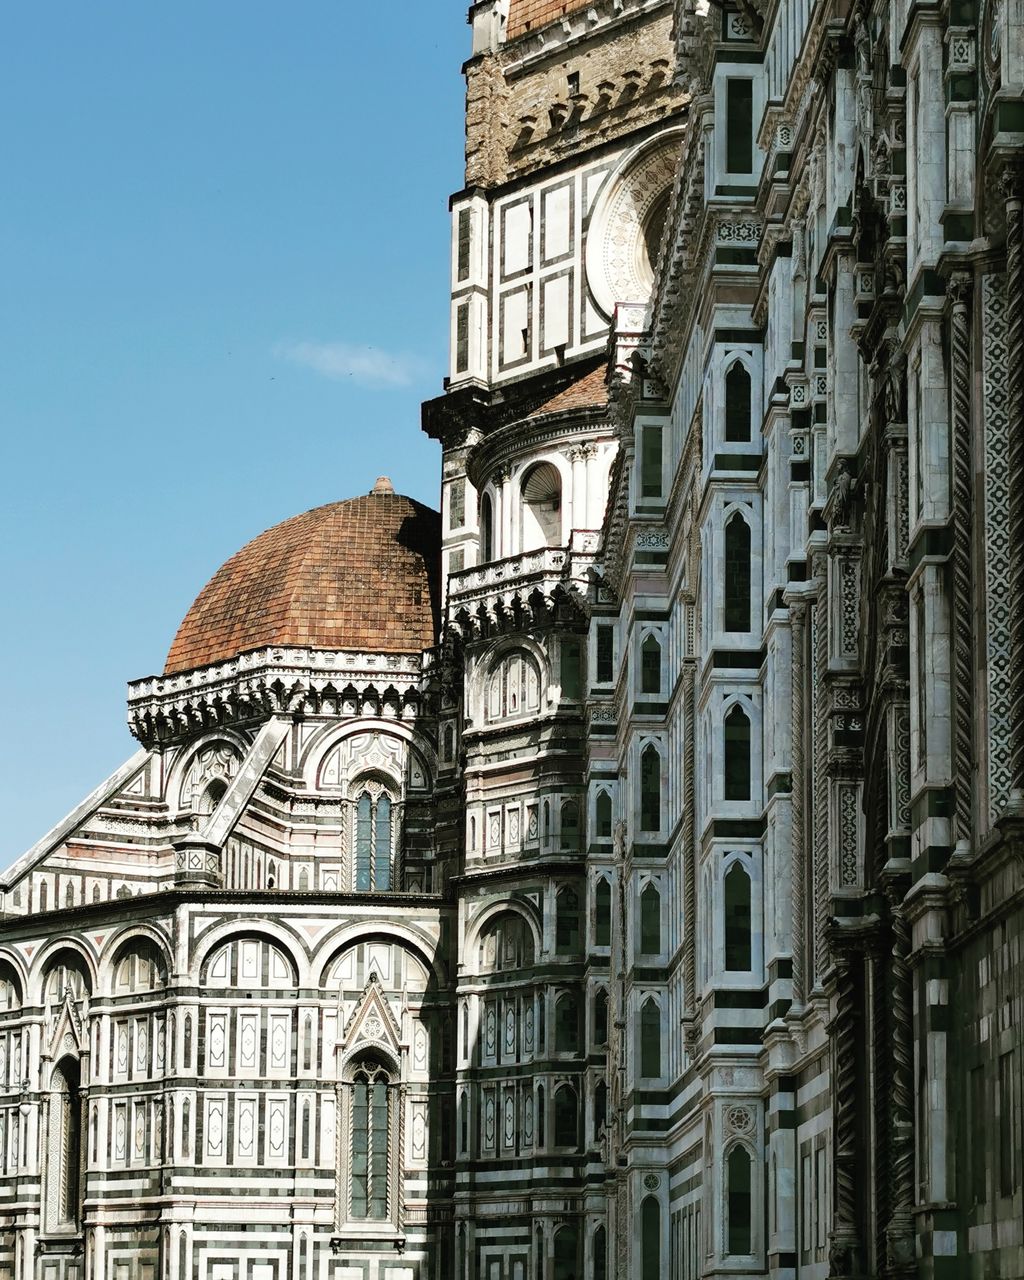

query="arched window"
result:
[593,989,609,1046]
[560,800,581,850]
[349,1058,393,1221]
[458,1091,469,1154]
[594,878,612,947]
[43,951,91,1005]
[480,491,494,562]
[479,913,535,973]
[195,777,227,817]
[553,1085,578,1148]
[724,513,751,632]
[641,1196,661,1280]
[640,883,661,954]
[640,998,661,1078]
[48,1058,83,1232]
[724,863,752,971]
[640,744,661,832]
[556,887,581,954]
[593,1224,608,1280]
[0,963,22,1012]
[553,1223,579,1280]
[594,790,612,839]
[725,361,752,442]
[486,650,541,722]
[554,993,579,1054]
[353,787,395,891]
[640,634,662,694]
[727,1145,753,1254]
[724,705,751,801]
[442,723,456,763]
[521,462,562,550]
[594,1080,608,1138]
[536,1083,546,1147]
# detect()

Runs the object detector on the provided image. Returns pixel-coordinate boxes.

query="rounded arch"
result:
[0,951,27,1009]
[338,1038,402,1080]
[463,899,542,971]
[31,938,97,1002]
[102,928,172,995]
[301,718,436,795]
[475,909,536,974]
[520,460,564,551]
[585,126,685,315]
[479,488,495,562]
[314,922,448,991]
[169,732,249,812]
[192,920,307,987]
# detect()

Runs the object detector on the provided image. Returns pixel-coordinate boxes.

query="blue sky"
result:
[0,3,467,864]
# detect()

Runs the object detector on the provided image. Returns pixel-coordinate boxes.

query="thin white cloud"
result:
[275,340,428,389]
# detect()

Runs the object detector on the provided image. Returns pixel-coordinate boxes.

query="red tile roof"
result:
[164,484,440,675]
[527,364,609,419]
[507,0,591,39]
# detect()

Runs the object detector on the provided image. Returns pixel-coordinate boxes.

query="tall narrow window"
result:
[640,744,661,832]
[49,1058,82,1231]
[560,639,582,700]
[449,477,466,529]
[999,1051,1017,1195]
[593,1225,608,1280]
[727,1146,753,1253]
[640,883,661,954]
[595,878,612,947]
[560,802,581,851]
[724,513,751,632]
[537,1083,546,1147]
[555,993,579,1054]
[596,624,614,683]
[480,492,494,562]
[640,425,663,498]
[593,989,609,1046]
[354,790,395,891]
[594,1081,608,1136]
[724,706,752,801]
[724,863,752,971]
[522,462,562,550]
[641,634,662,694]
[556,887,581,954]
[640,998,661,1078]
[725,362,752,441]
[553,1224,579,1280]
[458,1091,469,1154]
[726,79,754,173]
[351,1061,391,1220]
[554,1085,578,1148]
[641,1197,661,1280]
[595,790,612,840]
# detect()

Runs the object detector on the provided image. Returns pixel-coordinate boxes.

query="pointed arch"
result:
[640,633,662,694]
[556,885,581,954]
[593,988,609,1047]
[594,788,613,839]
[724,511,752,632]
[594,876,612,948]
[724,704,752,801]
[553,1083,578,1148]
[724,861,753,971]
[47,1056,83,1232]
[640,743,662,832]
[640,997,661,1078]
[640,881,661,954]
[725,360,752,442]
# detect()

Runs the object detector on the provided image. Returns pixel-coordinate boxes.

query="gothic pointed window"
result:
[593,989,609,1047]
[724,862,752,971]
[724,513,751,632]
[640,744,661,832]
[641,634,662,694]
[595,790,612,839]
[48,1057,83,1233]
[349,1058,393,1221]
[724,705,752,801]
[725,361,752,442]
[640,997,661,1078]
[553,1223,579,1280]
[641,1196,662,1280]
[640,882,661,954]
[556,886,581,954]
[593,1224,608,1280]
[727,1145,753,1254]
[595,877,612,947]
[553,1084,578,1148]
[352,784,397,891]
[594,1080,608,1137]
[554,992,579,1054]
[560,800,581,850]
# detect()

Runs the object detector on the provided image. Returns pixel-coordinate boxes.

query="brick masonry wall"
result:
[507,0,592,39]
[465,11,678,188]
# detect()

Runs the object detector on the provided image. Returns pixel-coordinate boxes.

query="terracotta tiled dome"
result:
[164,482,440,675]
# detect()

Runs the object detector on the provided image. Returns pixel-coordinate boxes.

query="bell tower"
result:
[423,2,684,1276]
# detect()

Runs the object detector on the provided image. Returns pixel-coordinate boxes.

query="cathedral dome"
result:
[164,481,440,675]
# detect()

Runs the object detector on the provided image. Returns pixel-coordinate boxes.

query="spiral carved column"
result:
[682,659,697,1045]
[790,601,807,1010]
[949,272,974,844]
[827,954,860,1275]
[813,560,830,982]
[883,878,915,1275]
[1003,165,1024,800]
